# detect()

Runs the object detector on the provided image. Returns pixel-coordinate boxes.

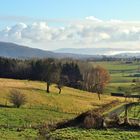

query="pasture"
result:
[0,61,139,139]
[0,78,118,139]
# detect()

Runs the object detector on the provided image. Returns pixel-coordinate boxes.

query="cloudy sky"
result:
[0,0,140,54]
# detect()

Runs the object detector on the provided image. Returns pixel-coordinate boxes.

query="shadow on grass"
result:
[114,124,140,131]
[0,104,12,108]
[6,86,62,95]
[6,86,45,93]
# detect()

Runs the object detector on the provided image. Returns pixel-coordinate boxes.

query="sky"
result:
[0,0,140,54]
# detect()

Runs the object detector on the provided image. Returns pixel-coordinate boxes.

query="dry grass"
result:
[0,78,121,114]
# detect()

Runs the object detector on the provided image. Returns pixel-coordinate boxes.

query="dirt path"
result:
[104,102,140,118]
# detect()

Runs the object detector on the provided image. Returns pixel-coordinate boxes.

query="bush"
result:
[83,112,103,129]
[8,89,27,108]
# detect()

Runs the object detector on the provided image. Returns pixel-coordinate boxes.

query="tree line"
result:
[0,57,110,99]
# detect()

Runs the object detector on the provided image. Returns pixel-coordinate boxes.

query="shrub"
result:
[83,112,103,129]
[132,79,136,83]
[104,113,120,128]
[8,89,27,108]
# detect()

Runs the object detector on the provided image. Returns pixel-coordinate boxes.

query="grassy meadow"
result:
[0,77,118,139]
[0,61,139,139]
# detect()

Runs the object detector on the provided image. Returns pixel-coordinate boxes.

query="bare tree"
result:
[83,66,110,100]
[41,59,60,93]
[56,75,69,94]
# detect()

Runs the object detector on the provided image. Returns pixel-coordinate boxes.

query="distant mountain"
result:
[114,53,140,58]
[0,42,58,58]
[0,42,95,59]
[55,47,123,55]
[56,48,105,55]
[55,48,140,58]
[1,42,139,59]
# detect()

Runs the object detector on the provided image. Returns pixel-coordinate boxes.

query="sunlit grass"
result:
[0,78,119,114]
[0,77,125,140]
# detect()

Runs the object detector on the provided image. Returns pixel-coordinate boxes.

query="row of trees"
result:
[0,57,82,93]
[0,57,110,99]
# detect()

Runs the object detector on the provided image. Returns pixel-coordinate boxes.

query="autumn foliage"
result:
[82,66,110,100]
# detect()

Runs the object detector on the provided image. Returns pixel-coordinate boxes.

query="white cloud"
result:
[0,17,140,53]
[85,16,102,22]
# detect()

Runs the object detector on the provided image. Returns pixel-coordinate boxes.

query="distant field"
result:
[93,61,140,93]
[94,61,140,72]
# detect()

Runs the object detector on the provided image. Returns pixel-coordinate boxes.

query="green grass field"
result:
[0,61,139,139]
[0,128,38,140]
[0,77,118,139]
[48,127,140,140]
[128,105,140,119]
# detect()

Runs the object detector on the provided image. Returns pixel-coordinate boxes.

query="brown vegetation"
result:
[82,66,110,100]
[55,100,120,130]
[8,89,26,108]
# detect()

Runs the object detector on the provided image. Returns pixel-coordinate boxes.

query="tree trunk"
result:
[97,93,101,100]
[124,104,129,124]
[58,87,61,94]
[46,82,50,93]
[125,96,127,102]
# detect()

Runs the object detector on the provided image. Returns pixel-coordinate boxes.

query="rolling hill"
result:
[0,42,59,58]
[0,42,94,59]
[1,41,140,60]
[0,78,139,139]
[0,78,118,139]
